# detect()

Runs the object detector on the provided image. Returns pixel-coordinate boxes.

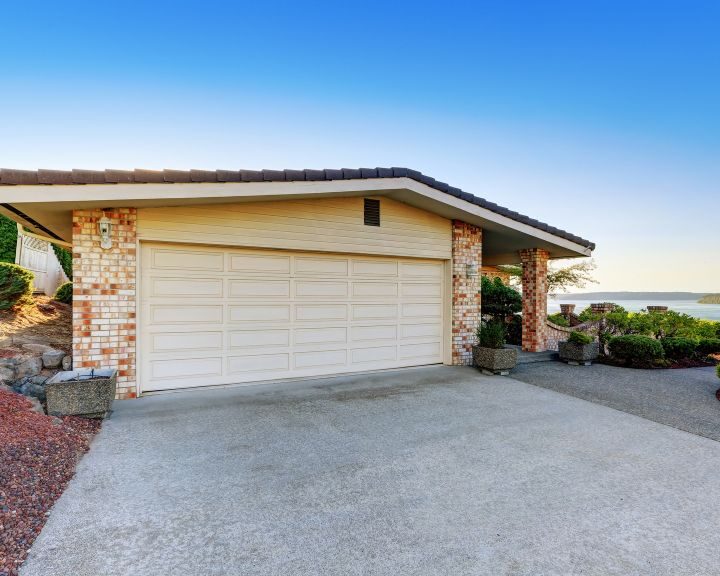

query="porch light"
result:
[98,214,112,249]
[466,263,479,278]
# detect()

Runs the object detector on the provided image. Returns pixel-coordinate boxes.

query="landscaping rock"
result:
[62,355,72,370]
[0,335,11,347]
[16,357,43,379]
[42,349,65,369]
[26,395,45,413]
[0,383,12,393]
[0,365,16,383]
[22,342,54,354]
[20,381,47,402]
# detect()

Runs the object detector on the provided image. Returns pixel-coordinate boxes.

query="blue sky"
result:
[1,0,718,291]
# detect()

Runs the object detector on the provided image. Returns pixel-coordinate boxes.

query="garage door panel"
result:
[351,324,397,342]
[401,303,442,319]
[151,331,223,352]
[295,257,348,275]
[229,279,290,298]
[151,277,223,298]
[228,353,290,373]
[294,349,347,369]
[294,281,348,298]
[352,304,397,320]
[141,243,444,392]
[351,346,397,364]
[152,247,224,271]
[228,253,291,274]
[229,305,291,322]
[294,327,347,345]
[151,357,223,379]
[229,329,290,348]
[295,304,348,321]
[150,304,224,324]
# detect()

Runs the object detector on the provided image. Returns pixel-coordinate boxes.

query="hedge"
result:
[608,335,664,367]
[660,337,697,360]
[0,262,34,309]
[697,338,720,357]
[52,244,73,280]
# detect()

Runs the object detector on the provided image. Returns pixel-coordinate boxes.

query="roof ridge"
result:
[0,167,595,250]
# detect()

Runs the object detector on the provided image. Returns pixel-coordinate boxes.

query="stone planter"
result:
[472,345,518,375]
[45,368,117,418]
[558,341,600,366]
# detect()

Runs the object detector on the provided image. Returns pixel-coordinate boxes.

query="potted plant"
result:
[472,320,518,375]
[45,368,118,418]
[558,331,599,366]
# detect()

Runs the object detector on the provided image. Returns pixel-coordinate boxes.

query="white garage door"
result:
[140,242,446,392]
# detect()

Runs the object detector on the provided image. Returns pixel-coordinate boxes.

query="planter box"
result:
[472,345,518,375]
[558,341,600,366]
[45,369,117,418]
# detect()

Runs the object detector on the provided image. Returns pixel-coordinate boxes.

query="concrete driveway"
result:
[21,366,720,576]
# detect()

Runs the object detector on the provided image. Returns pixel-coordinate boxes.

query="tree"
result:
[497,259,597,295]
[0,214,18,264]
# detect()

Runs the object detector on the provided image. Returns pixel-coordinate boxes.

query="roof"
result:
[0,167,595,250]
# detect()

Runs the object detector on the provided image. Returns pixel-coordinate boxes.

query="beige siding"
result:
[137,196,451,259]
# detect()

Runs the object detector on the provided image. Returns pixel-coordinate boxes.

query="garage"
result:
[139,242,447,392]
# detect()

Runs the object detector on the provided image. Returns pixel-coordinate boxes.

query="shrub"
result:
[608,335,664,367]
[0,262,34,309]
[547,313,569,327]
[660,337,697,360]
[0,215,18,264]
[476,321,505,349]
[481,276,521,320]
[568,331,593,345]
[52,244,73,280]
[697,338,720,357]
[506,314,522,345]
[54,281,73,304]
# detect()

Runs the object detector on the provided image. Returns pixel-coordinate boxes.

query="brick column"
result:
[72,208,137,399]
[520,248,549,352]
[451,221,482,365]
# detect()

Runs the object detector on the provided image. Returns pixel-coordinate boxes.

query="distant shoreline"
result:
[698,294,720,304]
[555,292,710,301]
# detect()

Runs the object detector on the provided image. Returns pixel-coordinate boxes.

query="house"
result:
[0,167,594,399]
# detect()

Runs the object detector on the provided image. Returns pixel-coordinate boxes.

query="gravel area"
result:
[0,390,100,576]
[511,362,720,441]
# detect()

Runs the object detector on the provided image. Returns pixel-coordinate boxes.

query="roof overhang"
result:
[0,177,592,263]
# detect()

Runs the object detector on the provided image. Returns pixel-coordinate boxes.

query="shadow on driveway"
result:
[511,363,720,441]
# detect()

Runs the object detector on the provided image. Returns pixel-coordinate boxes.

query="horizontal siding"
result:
[137,197,451,259]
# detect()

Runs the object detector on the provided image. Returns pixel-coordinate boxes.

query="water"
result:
[547,299,720,322]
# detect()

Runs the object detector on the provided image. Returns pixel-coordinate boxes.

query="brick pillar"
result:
[451,221,482,365]
[520,248,549,352]
[72,208,137,399]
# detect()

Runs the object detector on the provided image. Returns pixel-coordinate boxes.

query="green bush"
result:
[660,337,697,360]
[568,331,593,345]
[697,338,720,356]
[608,335,664,367]
[506,314,522,345]
[476,321,505,349]
[547,313,569,327]
[54,281,73,304]
[481,276,521,320]
[52,244,73,280]
[0,262,34,309]
[0,215,18,264]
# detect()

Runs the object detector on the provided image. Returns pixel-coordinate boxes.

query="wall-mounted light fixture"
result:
[466,263,479,278]
[98,213,112,249]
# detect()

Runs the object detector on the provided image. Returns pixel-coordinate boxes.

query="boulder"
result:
[22,343,54,354]
[62,355,72,371]
[0,365,15,383]
[0,383,12,393]
[16,357,43,379]
[20,381,47,401]
[26,396,44,414]
[0,336,11,347]
[42,349,65,369]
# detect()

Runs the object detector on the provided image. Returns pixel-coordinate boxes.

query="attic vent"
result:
[364,198,380,226]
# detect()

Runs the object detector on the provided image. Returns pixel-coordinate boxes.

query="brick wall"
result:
[72,208,137,399]
[451,221,482,365]
[519,248,549,352]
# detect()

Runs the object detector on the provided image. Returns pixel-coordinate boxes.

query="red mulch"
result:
[0,390,101,576]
